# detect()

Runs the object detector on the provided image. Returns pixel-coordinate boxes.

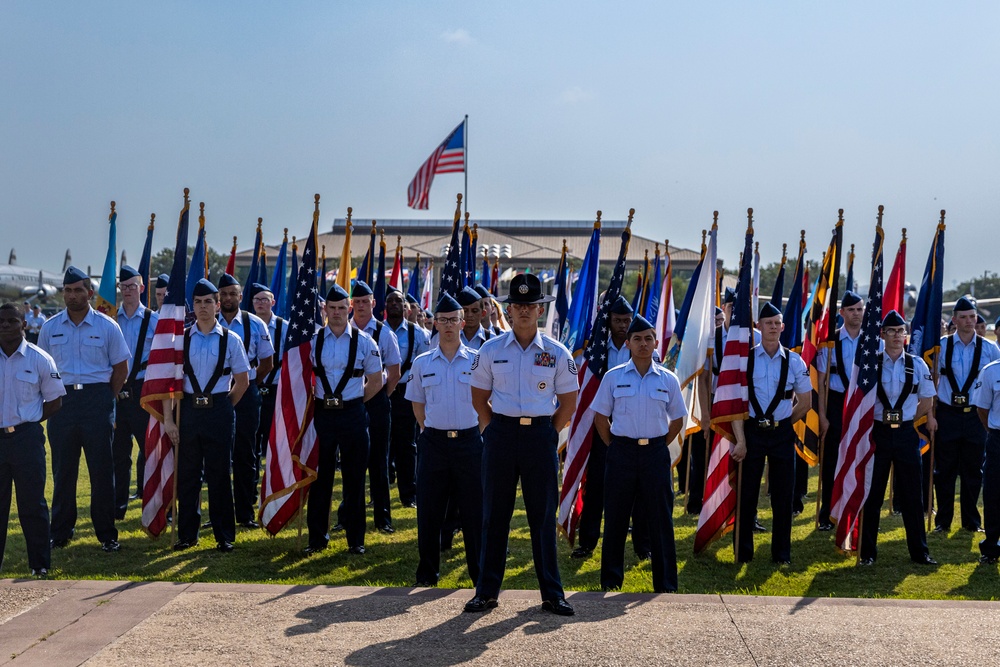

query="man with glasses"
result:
[113,265,157,517]
[464,274,578,616]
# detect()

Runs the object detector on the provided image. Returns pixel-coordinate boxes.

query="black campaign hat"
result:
[500,273,554,304]
[882,310,906,328]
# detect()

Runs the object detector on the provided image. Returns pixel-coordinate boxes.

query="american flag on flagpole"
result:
[830,216,885,552]
[557,215,632,545]
[694,216,754,554]
[139,190,190,538]
[407,119,466,210]
[260,197,321,534]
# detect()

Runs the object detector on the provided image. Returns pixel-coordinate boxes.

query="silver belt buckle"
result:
[519,417,532,426]
[323,396,343,410]
[447,430,459,439]
[637,438,650,446]
[72,384,83,390]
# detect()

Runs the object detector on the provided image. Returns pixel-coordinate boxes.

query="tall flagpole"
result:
[463,114,469,216]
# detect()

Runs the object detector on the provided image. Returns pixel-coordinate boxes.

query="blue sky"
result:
[2,1,997,287]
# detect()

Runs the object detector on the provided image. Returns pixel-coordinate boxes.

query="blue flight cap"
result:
[954,296,976,313]
[882,310,906,328]
[609,295,633,315]
[386,285,402,297]
[250,283,271,298]
[841,290,862,308]
[723,287,736,305]
[156,274,170,289]
[456,286,482,307]
[218,273,240,289]
[351,281,373,298]
[119,265,140,282]
[327,284,350,302]
[405,293,419,305]
[715,306,723,317]
[758,302,782,320]
[626,314,655,336]
[474,284,491,300]
[977,313,986,325]
[63,266,88,285]
[192,278,218,297]
[435,294,463,314]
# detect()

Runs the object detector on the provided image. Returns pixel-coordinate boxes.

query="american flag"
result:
[260,206,320,534]
[830,222,885,552]
[557,223,632,545]
[694,224,754,554]
[407,119,466,210]
[139,192,190,538]
[438,199,464,300]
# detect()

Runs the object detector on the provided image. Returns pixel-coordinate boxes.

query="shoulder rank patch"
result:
[471,354,480,371]
[975,380,983,389]
[568,358,578,375]
[534,352,556,368]
[406,372,414,383]
[51,372,61,379]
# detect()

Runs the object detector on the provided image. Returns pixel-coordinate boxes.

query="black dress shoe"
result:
[348,545,366,555]
[541,598,575,616]
[102,540,121,553]
[332,523,344,532]
[172,539,198,551]
[979,554,999,565]
[754,519,767,532]
[773,558,791,566]
[964,525,986,533]
[932,525,947,533]
[464,595,498,613]
[858,557,875,566]
[216,541,235,553]
[570,546,593,559]
[817,522,834,532]
[129,493,139,501]
[377,524,395,534]
[912,554,937,565]
[50,538,70,549]
[202,520,213,529]
[402,500,417,509]
[302,543,328,555]
[414,580,436,587]
[31,568,48,578]
[635,551,651,561]
[239,520,260,529]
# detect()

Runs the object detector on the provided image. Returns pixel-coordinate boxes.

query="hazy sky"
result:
[2,2,997,288]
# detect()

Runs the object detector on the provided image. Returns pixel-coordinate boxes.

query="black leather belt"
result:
[492,414,552,427]
[65,382,110,391]
[0,423,34,437]
[941,401,975,415]
[317,396,363,411]
[425,426,480,439]
[614,435,667,446]
[748,417,783,431]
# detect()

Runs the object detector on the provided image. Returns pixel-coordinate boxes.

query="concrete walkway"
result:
[2,578,999,666]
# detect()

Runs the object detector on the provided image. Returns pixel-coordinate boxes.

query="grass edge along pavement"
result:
[2,439,998,601]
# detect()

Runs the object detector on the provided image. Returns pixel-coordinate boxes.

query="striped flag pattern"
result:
[830,222,885,552]
[139,193,190,537]
[407,120,466,210]
[694,223,754,554]
[557,222,632,545]
[260,204,320,534]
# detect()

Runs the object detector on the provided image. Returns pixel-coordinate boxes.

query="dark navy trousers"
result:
[112,380,146,518]
[576,433,651,555]
[310,400,369,549]
[0,423,50,572]
[415,428,483,585]
[177,394,237,545]
[601,437,677,593]
[934,404,986,530]
[47,384,118,544]
[980,430,1000,559]
[735,420,795,563]
[476,419,565,601]
[390,389,418,505]
[232,383,261,524]
[819,390,845,524]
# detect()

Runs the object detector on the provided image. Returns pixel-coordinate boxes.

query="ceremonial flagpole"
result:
[463,114,469,215]
[927,210,946,530]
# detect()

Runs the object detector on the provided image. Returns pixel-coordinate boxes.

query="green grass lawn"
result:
[2,443,998,601]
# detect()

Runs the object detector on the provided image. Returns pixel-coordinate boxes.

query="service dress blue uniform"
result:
[406,343,483,585]
[39,307,130,546]
[471,329,578,602]
[591,359,687,592]
[735,344,810,563]
[972,360,1000,560]
[860,350,936,562]
[0,338,64,573]
[390,319,430,506]
[114,302,157,517]
[934,333,1000,531]
[177,322,250,547]
[348,316,400,531]
[219,310,274,524]
[309,324,382,550]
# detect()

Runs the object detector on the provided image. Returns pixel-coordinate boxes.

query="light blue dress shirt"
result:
[310,325,382,400]
[38,308,131,385]
[816,328,861,393]
[405,344,479,430]
[183,323,250,394]
[748,345,811,420]
[876,351,935,421]
[936,334,1000,405]
[0,339,66,427]
[117,303,158,380]
[591,360,687,439]
[972,359,1000,429]
[219,310,274,381]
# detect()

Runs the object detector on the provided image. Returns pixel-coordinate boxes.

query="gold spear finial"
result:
[747,207,754,234]
[313,194,321,227]
[199,203,206,229]
[626,208,635,228]
[876,204,884,228]
[256,217,263,232]
[594,210,602,229]
[346,207,353,229]
[183,187,190,203]
[837,208,844,226]
[148,213,155,230]
[110,201,116,217]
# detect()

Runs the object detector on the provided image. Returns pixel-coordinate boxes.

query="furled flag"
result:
[545,240,569,339]
[241,218,263,310]
[655,242,676,361]
[481,256,491,292]
[460,219,472,288]
[95,202,118,315]
[694,214,754,554]
[664,229,709,371]
[374,231,387,320]
[282,240,299,321]
[407,118,466,210]
[335,209,353,291]
[751,242,761,321]
[389,236,404,292]
[631,250,650,315]
[469,224,479,286]
[260,196,321,534]
[795,219,843,467]
[258,246,268,287]
[407,254,422,302]
[561,214,602,358]
[908,215,946,364]
[270,229,289,314]
[884,229,906,316]
[185,205,207,309]
[439,196,464,299]
[675,224,718,454]
[137,213,155,308]
[320,245,328,300]
[845,243,856,295]
[779,233,807,351]
[644,246,663,323]
[830,213,886,552]
[558,214,633,545]
[490,260,499,297]
[771,244,788,311]
[225,236,237,276]
[421,260,434,310]
[139,189,190,537]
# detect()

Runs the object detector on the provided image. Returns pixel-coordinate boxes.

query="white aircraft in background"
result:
[0,248,72,303]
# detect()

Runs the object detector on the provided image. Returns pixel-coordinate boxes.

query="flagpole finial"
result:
[850,242,855,254]
[345,207,353,228]
[754,241,759,253]
[231,236,237,249]
[562,238,568,253]
[148,213,155,230]
[644,248,649,259]
[713,210,719,225]
[256,217,263,232]
[397,234,402,246]
[627,208,635,228]
[110,201,116,216]
[314,193,320,206]
[901,228,907,242]
[940,209,947,227]
[594,211,602,229]
[199,203,206,229]
[654,242,660,255]
[291,236,297,250]
[379,228,385,242]
[782,243,787,259]
[747,207,754,234]
[838,208,844,225]
[183,187,190,202]
[876,204,884,227]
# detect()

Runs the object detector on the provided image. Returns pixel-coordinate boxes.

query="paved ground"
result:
[2,579,1000,666]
